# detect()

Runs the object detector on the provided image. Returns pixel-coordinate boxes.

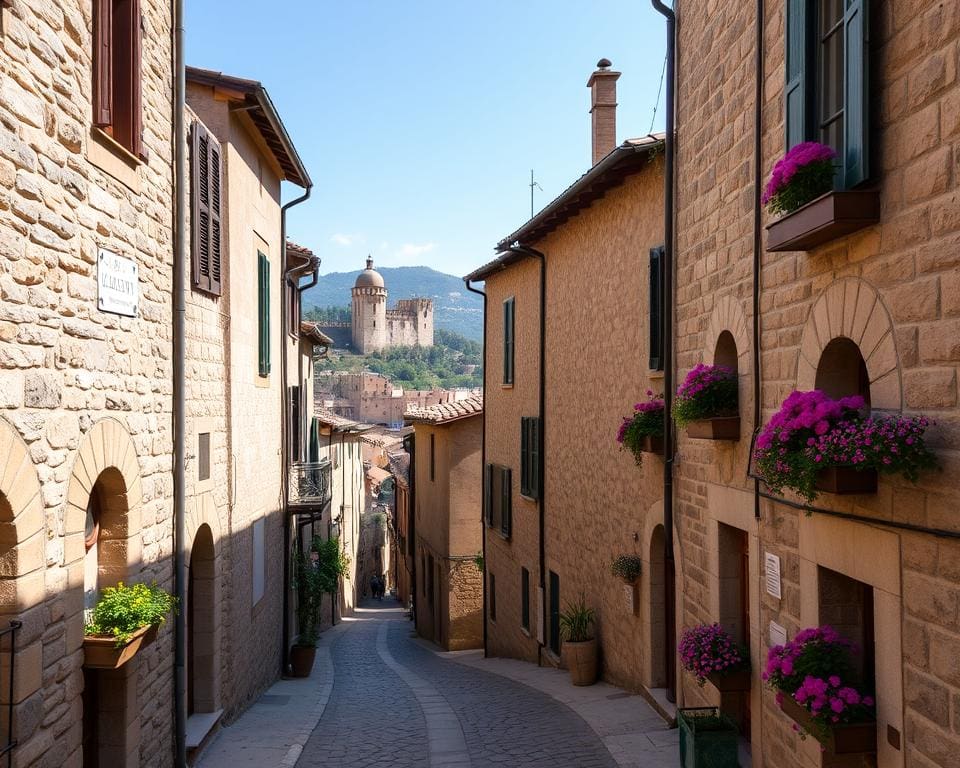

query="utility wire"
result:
[648,51,668,134]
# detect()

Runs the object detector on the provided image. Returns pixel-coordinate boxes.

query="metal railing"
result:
[288,460,333,508]
[0,620,22,767]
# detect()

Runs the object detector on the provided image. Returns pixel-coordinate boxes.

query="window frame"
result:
[483,464,512,538]
[520,567,530,631]
[258,251,271,377]
[520,417,541,500]
[502,297,515,386]
[649,246,664,372]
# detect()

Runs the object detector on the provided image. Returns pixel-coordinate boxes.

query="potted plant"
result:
[559,594,597,686]
[674,364,739,440]
[84,582,176,669]
[764,626,876,754]
[678,624,750,692]
[763,141,837,217]
[754,390,938,501]
[291,536,350,677]
[678,707,739,768]
[617,391,665,464]
[611,555,642,615]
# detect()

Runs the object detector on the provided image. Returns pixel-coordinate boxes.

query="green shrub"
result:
[85,582,177,647]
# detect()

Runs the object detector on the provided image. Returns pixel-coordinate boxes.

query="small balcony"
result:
[288,460,333,509]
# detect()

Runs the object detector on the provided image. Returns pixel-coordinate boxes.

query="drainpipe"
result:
[753,0,764,522]
[279,186,312,678]
[464,279,487,656]
[504,244,546,660]
[171,0,187,762]
[651,0,676,703]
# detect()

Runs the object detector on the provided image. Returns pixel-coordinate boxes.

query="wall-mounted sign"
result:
[764,551,782,599]
[769,620,787,648]
[97,248,138,317]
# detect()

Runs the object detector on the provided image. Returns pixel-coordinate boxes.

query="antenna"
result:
[529,169,543,219]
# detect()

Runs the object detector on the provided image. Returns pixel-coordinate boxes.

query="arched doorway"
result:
[188,525,217,717]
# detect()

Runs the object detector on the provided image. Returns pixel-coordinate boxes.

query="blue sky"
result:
[186,2,668,276]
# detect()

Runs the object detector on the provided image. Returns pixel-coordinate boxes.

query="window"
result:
[502,297,515,385]
[520,417,541,499]
[521,567,530,631]
[429,433,435,482]
[258,252,271,376]
[289,386,301,462]
[190,123,223,295]
[649,247,664,371]
[483,464,512,537]
[93,0,145,159]
[489,573,496,621]
[786,0,869,188]
[198,432,210,482]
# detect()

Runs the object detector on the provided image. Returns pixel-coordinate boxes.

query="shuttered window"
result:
[191,123,223,296]
[484,464,512,538]
[785,0,870,188]
[521,567,530,631]
[258,252,271,377]
[93,0,145,159]
[502,298,515,385]
[649,247,664,371]
[520,417,541,500]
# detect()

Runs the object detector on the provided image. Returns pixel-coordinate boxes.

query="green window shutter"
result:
[520,417,541,500]
[843,0,869,187]
[649,247,664,371]
[530,417,540,500]
[258,252,271,376]
[785,0,810,150]
[503,298,514,385]
[520,418,529,496]
[500,467,511,538]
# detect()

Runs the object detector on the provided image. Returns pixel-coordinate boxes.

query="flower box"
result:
[779,694,876,755]
[707,668,751,692]
[686,416,740,441]
[678,707,739,768]
[640,435,663,455]
[814,466,878,495]
[83,624,158,669]
[765,189,880,253]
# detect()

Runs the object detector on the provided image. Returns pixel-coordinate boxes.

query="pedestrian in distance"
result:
[369,574,378,600]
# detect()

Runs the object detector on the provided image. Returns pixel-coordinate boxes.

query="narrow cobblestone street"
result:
[199,600,676,768]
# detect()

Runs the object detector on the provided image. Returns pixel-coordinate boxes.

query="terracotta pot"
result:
[83,624,158,669]
[290,644,317,678]
[685,416,741,441]
[779,694,876,755]
[640,435,664,455]
[815,466,878,495]
[706,668,751,692]
[565,638,597,686]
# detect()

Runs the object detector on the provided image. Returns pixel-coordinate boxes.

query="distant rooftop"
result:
[406,396,483,425]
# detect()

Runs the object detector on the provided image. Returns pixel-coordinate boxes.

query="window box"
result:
[685,416,740,441]
[678,707,739,768]
[640,435,664,455]
[706,668,751,693]
[765,189,879,252]
[814,466,878,495]
[779,695,876,755]
[83,624,158,670]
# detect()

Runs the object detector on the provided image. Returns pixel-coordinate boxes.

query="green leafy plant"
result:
[673,364,739,427]
[610,554,642,583]
[85,582,177,647]
[371,512,386,527]
[293,536,351,647]
[559,594,595,643]
[617,391,664,465]
[473,552,484,572]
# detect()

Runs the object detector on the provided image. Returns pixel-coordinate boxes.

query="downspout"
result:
[279,185,312,678]
[171,0,187,762]
[753,0,764,522]
[464,279,487,656]
[403,432,416,628]
[508,244,546,662]
[651,0,676,703]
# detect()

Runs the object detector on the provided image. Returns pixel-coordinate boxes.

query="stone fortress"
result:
[349,257,434,353]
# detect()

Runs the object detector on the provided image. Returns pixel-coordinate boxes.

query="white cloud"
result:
[395,242,437,260]
[330,233,363,247]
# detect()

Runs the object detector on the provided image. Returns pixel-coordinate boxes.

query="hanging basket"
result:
[83,624,158,670]
[814,466,878,495]
[778,695,877,755]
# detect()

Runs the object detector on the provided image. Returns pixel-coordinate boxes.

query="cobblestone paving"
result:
[299,602,619,768]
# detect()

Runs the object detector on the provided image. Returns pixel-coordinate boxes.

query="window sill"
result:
[87,126,143,193]
[501,383,514,390]
[648,369,665,380]
[765,189,880,252]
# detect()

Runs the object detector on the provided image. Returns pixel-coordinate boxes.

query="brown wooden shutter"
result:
[129,0,144,159]
[191,122,223,296]
[93,0,113,127]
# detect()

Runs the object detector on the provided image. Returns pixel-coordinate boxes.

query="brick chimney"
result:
[587,58,621,166]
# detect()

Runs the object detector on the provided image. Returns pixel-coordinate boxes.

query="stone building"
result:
[662,1,960,766]
[0,0,176,765]
[407,397,484,651]
[465,62,668,696]
[349,257,433,354]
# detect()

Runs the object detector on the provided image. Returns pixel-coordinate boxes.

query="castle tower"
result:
[351,256,387,353]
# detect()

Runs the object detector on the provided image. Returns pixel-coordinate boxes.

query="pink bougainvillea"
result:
[678,624,749,685]
[763,142,837,215]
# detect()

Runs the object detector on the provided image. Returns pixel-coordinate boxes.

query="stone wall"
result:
[0,0,175,765]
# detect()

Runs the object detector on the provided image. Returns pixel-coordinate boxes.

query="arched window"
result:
[815,337,871,407]
[714,330,738,373]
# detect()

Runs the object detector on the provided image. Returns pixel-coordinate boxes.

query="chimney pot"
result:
[587,59,621,166]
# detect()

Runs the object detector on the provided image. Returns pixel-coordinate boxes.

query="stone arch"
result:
[797,278,901,410]
[640,501,683,697]
[703,295,751,376]
[0,418,45,605]
[188,522,220,716]
[64,418,142,575]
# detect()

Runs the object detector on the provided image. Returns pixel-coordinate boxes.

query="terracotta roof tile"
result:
[405,396,483,425]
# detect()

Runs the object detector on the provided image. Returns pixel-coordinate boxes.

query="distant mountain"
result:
[302,266,483,341]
